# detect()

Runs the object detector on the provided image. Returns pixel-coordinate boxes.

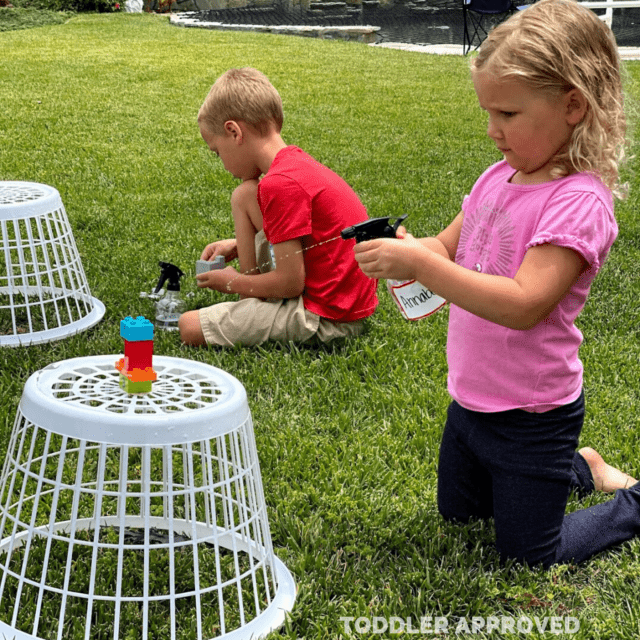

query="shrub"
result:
[12,0,120,11]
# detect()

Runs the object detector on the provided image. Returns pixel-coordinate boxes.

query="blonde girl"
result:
[355,0,637,567]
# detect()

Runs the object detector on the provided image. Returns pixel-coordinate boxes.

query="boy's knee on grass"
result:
[179,310,206,346]
[231,179,260,212]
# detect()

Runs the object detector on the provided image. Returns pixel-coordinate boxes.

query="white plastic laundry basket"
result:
[0,181,105,346]
[0,356,296,640]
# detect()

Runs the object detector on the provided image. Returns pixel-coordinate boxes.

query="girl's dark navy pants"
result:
[437,392,640,568]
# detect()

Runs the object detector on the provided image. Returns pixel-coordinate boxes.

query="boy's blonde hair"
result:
[472,0,627,197]
[198,67,284,137]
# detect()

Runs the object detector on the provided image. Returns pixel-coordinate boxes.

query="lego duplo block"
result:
[115,359,157,382]
[196,256,225,275]
[119,373,153,394]
[123,339,153,370]
[120,316,154,342]
[116,315,156,394]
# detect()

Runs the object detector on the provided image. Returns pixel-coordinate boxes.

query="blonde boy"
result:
[179,68,378,347]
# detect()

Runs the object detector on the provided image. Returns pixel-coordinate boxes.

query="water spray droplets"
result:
[223,234,344,290]
[213,233,377,316]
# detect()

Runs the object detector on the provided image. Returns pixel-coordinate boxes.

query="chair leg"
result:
[463,9,484,54]
[463,6,475,55]
[463,7,469,54]
[463,8,516,54]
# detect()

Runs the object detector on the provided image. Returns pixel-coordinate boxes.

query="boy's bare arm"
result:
[196,238,305,299]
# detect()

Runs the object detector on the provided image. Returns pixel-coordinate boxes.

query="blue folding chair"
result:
[462,0,527,54]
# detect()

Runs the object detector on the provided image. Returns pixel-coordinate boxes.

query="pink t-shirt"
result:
[258,146,378,322]
[447,161,618,413]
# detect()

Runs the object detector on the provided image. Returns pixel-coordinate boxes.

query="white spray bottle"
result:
[154,261,185,331]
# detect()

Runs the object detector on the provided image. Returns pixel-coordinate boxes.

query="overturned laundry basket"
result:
[0,181,105,346]
[0,355,296,639]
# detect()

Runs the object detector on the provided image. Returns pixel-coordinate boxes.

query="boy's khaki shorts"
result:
[198,231,365,347]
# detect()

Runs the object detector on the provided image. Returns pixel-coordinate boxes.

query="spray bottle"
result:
[154,262,185,331]
[341,215,446,321]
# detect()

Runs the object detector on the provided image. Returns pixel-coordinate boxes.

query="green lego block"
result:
[119,373,153,394]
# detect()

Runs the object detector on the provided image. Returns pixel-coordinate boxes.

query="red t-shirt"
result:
[258,146,378,321]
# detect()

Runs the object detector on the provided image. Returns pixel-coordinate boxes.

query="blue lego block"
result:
[120,316,154,342]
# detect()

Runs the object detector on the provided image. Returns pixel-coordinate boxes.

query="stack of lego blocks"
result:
[115,315,157,393]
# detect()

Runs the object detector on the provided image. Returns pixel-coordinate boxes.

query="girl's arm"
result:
[419,211,464,261]
[354,230,585,331]
[196,238,305,299]
[396,211,464,261]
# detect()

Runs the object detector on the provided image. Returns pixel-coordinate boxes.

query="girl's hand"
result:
[200,239,238,262]
[195,265,239,292]
[353,233,425,281]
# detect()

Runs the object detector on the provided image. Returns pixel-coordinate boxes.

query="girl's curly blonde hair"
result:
[472,0,628,198]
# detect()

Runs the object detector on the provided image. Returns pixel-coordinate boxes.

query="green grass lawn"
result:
[1,13,639,639]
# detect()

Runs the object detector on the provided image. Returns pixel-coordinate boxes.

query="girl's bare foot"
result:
[579,447,637,492]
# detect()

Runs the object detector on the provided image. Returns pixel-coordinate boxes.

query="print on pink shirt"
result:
[457,202,516,275]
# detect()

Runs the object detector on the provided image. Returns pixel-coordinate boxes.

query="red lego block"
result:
[123,339,153,371]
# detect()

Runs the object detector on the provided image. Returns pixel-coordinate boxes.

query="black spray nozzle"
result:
[341,215,408,243]
[154,261,184,293]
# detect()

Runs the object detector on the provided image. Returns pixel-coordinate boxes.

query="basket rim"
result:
[19,355,250,443]
[0,181,63,220]
[0,517,296,640]
[0,297,106,347]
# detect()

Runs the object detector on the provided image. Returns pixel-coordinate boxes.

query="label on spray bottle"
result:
[386,279,446,321]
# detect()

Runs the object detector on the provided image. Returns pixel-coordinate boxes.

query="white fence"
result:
[579,0,640,28]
